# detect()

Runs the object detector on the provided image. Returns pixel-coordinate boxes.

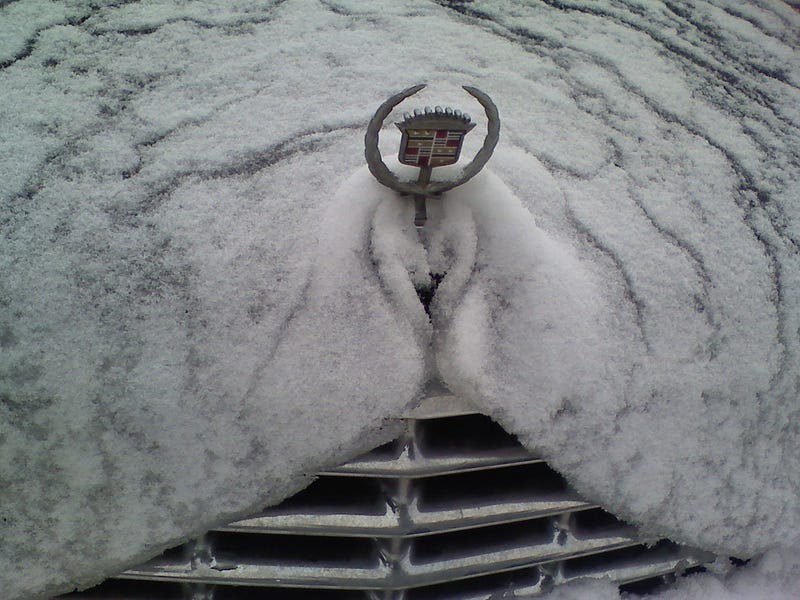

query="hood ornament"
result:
[365,85,500,227]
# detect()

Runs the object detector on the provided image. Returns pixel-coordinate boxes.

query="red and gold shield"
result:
[396,109,476,168]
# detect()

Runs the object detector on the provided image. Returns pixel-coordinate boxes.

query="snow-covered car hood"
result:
[1,1,799,598]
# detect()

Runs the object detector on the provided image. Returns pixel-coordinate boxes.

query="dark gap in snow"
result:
[662,1,692,21]
[542,0,785,115]
[67,14,92,28]
[0,9,96,70]
[566,208,651,350]
[435,0,562,52]
[415,272,445,318]
[626,183,721,338]
[97,1,289,37]
[123,125,361,220]
[0,36,37,70]
[319,0,355,16]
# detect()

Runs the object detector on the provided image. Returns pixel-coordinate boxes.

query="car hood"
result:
[1,1,799,598]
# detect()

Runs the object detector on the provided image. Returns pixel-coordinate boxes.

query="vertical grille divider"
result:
[181,535,217,600]
[375,420,416,600]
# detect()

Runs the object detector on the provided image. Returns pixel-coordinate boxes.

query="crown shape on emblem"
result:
[396,106,476,132]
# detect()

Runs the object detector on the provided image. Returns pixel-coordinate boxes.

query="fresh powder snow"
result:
[1,1,799,598]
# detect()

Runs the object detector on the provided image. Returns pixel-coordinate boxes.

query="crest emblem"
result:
[396,108,476,168]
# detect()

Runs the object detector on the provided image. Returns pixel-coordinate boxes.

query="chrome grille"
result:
[59,390,715,599]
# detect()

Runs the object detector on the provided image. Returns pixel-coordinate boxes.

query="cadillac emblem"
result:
[365,85,500,226]
[396,108,475,168]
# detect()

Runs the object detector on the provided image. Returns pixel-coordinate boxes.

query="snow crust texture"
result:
[537,546,800,599]
[1,1,799,598]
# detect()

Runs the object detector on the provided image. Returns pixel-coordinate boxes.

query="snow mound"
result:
[536,546,800,600]
[427,166,798,558]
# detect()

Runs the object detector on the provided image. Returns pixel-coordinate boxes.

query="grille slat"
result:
[216,496,596,538]
[116,545,658,591]
[115,519,650,590]
[58,387,718,599]
[321,453,542,478]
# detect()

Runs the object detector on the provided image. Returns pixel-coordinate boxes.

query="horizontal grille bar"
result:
[320,452,541,478]
[117,534,653,590]
[218,494,596,538]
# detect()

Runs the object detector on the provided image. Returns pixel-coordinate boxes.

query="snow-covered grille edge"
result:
[59,390,716,599]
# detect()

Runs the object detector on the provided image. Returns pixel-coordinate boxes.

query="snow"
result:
[536,547,800,599]
[1,0,799,598]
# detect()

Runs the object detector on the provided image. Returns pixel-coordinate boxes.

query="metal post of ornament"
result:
[415,166,431,227]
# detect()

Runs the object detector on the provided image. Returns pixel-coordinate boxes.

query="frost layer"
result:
[1,0,799,598]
